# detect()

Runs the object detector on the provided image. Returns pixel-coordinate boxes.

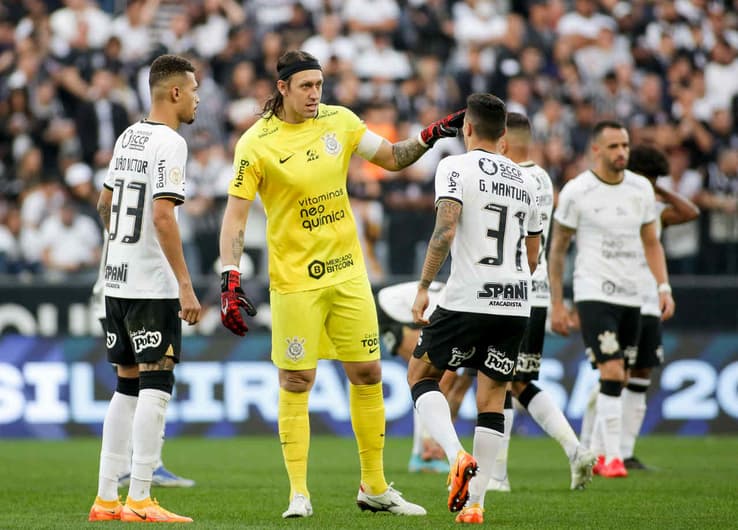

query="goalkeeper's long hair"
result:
[261,50,319,120]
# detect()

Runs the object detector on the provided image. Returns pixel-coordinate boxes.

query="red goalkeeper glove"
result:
[418,108,466,148]
[220,269,257,336]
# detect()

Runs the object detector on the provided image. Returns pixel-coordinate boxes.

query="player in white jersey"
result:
[88,55,201,524]
[548,121,675,479]
[407,94,541,524]
[485,113,595,492]
[578,145,699,470]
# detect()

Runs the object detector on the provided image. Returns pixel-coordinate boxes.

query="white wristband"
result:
[657,283,672,294]
[417,131,430,149]
[222,265,240,273]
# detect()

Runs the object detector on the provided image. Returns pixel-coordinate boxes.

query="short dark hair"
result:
[506,112,531,135]
[628,145,670,179]
[592,119,626,140]
[148,54,195,89]
[466,93,506,141]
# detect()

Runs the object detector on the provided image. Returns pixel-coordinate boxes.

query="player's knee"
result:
[598,359,625,382]
[516,382,540,409]
[116,375,140,397]
[139,370,175,394]
[410,379,441,405]
[279,370,315,392]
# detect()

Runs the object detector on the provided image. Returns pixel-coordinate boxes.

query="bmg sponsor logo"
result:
[233,159,249,188]
[477,280,528,308]
[447,170,459,193]
[131,329,162,354]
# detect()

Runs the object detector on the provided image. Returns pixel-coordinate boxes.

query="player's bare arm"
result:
[97,187,113,231]
[525,234,541,275]
[153,197,201,325]
[219,196,252,267]
[413,199,461,325]
[641,221,675,320]
[549,221,575,335]
[656,183,700,227]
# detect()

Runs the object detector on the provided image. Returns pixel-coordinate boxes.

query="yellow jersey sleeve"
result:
[227,105,370,293]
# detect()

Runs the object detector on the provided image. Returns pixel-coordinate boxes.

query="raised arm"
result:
[412,199,461,325]
[655,183,700,227]
[548,221,575,335]
[367,109,466,171]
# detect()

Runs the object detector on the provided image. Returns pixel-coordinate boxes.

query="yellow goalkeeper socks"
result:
[278,388,310,499]
[350,382,388,495]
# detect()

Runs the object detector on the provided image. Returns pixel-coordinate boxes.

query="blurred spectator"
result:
[39,198,100,277]
[74,67,128,167]
[404,0,455,61]
[275,3,315,50]
[657,144,703,274]
[301,13,356,68]
[698,148,738,274]
[0,205,38,275]
[353,31,411,81]
[49,0,112,58]
[556,0,615,50]
[191,0,245,60]
[64,160,99,226]
[704,36,738,112]
[110,0,159,64]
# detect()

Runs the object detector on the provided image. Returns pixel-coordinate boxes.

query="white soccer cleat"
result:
[487,476,511,492]
[282,494,313,518]
[356,483,427,515]
[570,446,597,490]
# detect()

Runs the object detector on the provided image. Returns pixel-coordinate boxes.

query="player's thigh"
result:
[270,287,328,370]
[618,305,642,365]
[633,315,663,370]
[476,314,528,382]
[325,275,380,362]
[105,297,135,366]
[577,301,627,366]
[124,299,182,364]
[514,306,547,382]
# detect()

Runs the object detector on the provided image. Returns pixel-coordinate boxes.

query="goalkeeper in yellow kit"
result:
[218,50,464,518]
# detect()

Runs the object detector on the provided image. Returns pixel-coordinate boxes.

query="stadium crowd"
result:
[0,0,737,281]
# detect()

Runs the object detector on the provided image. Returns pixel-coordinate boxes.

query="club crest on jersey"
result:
[322,132,342,155]
[168,167,183,185]
[598,330,620,355]
[285,337,306,362]
[479,158,498,175]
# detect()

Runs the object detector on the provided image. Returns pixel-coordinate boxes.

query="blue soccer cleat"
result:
[118,465,195,488]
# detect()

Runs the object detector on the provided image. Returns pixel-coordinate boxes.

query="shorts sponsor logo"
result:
[531,279,549,293]
[656,345,664,364]
[322,132,341,155]
[516,352,540,373]
[477,280,528,308]
[598,330,620,355]
[308,260,325,279]
[105,262,128,283]
[624,345,638,366]
[449,346,476,368]
[106,332,117,349]
[130,329,162,354]
[361,334,379,354]
[121,129,151,151]
[484,346,515,374]
[285,337,306,362]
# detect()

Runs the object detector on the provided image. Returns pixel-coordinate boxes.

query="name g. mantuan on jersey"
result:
[435,150,542,317]
[103,121,187,299]
[554,169,657,307]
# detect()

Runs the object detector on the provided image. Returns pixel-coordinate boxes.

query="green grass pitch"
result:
[0,435,735,529]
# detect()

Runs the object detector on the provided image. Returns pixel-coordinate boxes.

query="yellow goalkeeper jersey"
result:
[229,104,368,293]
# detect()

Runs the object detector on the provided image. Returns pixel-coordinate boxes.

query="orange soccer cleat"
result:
[599,458,628,478]
[455,503,484,524]
[88,496,122,521]
[120,497,193,523]
[447,450,478,512]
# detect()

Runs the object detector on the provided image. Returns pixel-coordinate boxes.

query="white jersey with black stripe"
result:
[554,169,657,307]
[520,162,554,308]
[434,149,542,317]
[103,120,187,299]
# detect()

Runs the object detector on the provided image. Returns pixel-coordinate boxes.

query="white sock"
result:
[527,390,580,460]
[468,426,504,507]
[414,390,463,464]
[411,408,424,456]
[490,408,513,481]
[579,383,599,450]
[596,393,622,462]
[620,379,649,459]
[97,392,137,500]
[128,389,171,501]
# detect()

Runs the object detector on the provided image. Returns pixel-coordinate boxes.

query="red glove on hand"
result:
[220,269,257,336]
[418,108,466,148]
